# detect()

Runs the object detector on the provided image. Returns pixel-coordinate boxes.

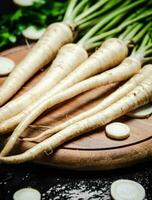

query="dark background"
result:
[0,0,16,15]
[0,1,152,199]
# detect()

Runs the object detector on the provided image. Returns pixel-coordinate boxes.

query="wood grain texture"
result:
[0,46,152,170]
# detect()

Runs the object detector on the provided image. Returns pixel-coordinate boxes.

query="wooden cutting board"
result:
[0,45,152,170]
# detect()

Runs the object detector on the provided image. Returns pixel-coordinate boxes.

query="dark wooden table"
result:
[0,1,152,199]
[0,162,152,199]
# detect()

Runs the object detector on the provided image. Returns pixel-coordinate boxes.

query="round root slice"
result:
[13,0,37,6]
[22,26,46,40]
[111,179,145,200]
[127,104,152,119]
[0,57,15,76]
[13,188,41,200]
[105,122,130,140]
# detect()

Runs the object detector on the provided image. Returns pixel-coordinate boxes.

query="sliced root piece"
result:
[105,122,130,140]
[0,57,15,76]
[127,103,152,119]
[13,0,37,6]
[13,188,41,200]
[22,26,46,40]
[111,179,145,200]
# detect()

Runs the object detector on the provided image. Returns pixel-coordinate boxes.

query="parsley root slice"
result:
[13,188,41,200]
[105,122,130,140]
[127,103,152,118]
[111,179,145,200]
[0,57,15,76]
[22,26,46,40]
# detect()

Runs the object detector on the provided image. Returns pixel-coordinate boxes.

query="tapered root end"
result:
[0,154,28,164]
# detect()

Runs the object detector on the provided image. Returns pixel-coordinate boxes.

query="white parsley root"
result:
[0,38,128,129]
[24,64,152,142]
[0,22,73,106]
[0,51,137,156]
[0,43,87,123]
[0,75,152,163]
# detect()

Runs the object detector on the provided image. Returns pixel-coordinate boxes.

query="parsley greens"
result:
[0,0,67,50]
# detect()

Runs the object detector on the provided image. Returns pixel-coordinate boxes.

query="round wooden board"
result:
[0,45,152,170]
